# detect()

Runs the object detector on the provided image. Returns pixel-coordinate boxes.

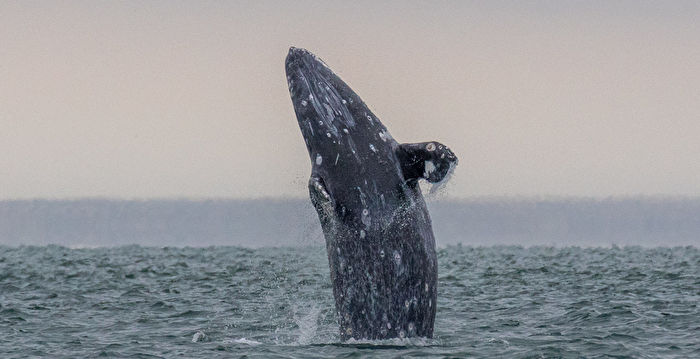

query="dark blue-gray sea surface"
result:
[0,245,698,358]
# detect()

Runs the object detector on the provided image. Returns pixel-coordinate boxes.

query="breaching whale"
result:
[285,47,457,340]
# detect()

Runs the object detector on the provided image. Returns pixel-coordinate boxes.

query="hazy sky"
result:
[2,1,699,199]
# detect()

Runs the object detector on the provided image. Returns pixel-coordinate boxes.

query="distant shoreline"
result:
[1,198,699,248]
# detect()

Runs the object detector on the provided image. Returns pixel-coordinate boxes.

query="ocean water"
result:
[0,245,698,358]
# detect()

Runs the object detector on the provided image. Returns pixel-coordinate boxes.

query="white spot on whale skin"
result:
[301,100,307,106]
[426,142,436,151]
[343,128,349,134]
[424,160,436,178]
[393,250,401,264]
[359,230,366,239]
[378,131,387,142]
[316,154,323,165]
[404,300,410,309]
[309,94,314,100]
[326,132,331,138]
[369,144,377,153]
[361,209,371,228]
[334,153,339,165]
[319,120,323,125]
[399,330,406,338]
[341,99,347,104]
[379,249,385,258]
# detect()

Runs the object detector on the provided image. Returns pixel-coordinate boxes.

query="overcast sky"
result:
[1,1,699,199]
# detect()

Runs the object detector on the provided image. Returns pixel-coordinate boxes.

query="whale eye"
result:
[426,143,436,152]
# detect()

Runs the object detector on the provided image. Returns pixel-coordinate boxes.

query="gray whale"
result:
[285,47,457,340]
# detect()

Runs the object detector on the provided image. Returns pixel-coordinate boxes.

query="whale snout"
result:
[288,46,310,57]
[286,46,313,69]
[285,46,330,74]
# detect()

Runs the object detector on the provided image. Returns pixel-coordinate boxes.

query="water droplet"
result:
[379,249,385,258]
[359,230,366,239]
[393,251,401,264]
[387,322,392,329]
[404,300,410,308]
[399,330,405,338]
[315,154,322,165]
[408,322,415,332]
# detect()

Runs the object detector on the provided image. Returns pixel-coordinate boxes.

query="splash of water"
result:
[294,305,322,345]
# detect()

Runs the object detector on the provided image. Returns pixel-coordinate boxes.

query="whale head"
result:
[285,47,403,207]
[285,47,396,164]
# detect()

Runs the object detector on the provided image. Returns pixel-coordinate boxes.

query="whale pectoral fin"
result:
[396,142,458,183]
[308,176,335,223]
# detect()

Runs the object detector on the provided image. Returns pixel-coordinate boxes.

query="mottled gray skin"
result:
[285,47,457,340]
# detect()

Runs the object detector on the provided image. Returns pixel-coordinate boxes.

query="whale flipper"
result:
[396,142,458,184]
